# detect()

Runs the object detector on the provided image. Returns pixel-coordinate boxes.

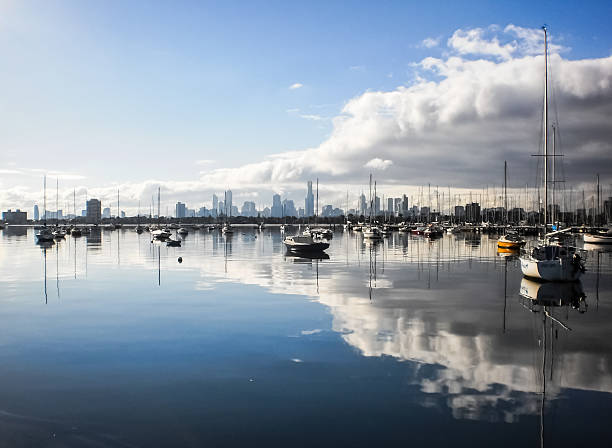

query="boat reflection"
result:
[519,278,586,312]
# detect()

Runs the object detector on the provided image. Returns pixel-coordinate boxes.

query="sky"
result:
[1,0,612,215]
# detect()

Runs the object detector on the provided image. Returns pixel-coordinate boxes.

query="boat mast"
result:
[56,178,59,224]
[43,176,47,226]
[504,161,508,225]
[543,26,548,231]
[117,189,120,220]
[369,174,372,224]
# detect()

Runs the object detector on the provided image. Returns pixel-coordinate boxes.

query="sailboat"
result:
[363,175,382,239]
[221,190,234,235]
[498,161,525,249]
[36,176,55,244]
[519,26,585,282]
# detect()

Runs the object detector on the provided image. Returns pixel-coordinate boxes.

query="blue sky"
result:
[1,0,612,212]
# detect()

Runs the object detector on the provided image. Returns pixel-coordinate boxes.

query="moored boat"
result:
[583,230,612,244]
[284,234,329,253]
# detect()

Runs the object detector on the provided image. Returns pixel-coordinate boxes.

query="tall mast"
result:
[369,174,372,223]
[157,187,160,222]
[117,189,120,219]
[73,189,76,219]
[44,176,47,225]
[56,178,59,223]
[543,26,548,230]
[552,124,556,228]
[316,178,319,222]
[504,161,508,225]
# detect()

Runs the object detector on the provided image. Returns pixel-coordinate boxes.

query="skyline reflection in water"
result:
[0,226,611,447]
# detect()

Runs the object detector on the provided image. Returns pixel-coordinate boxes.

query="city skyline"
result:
[1,1,612,214]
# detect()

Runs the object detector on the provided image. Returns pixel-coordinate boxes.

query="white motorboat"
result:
[284,234,329,252]
[151,228,171,240]
[363,225,382,239]
[311,227,333,239]
[583,230,612,244]
[177,227,189,235]
[222,223,234,234]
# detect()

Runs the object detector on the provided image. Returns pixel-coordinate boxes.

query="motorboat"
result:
[363,225,382,239]
[497,231,525,249]
[151,228,172,240]
[284,234,329,253]
[177,227,189,235]
[71,227,82,237]
[381,225,393,236]
[222,223,234,234]
[583,229,612,244]
[311,227,333,239]
[302,226,312,237]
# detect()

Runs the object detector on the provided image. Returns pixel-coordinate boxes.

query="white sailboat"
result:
[363,175,382,239]
[520,27,585,282]
[36,176,55,244]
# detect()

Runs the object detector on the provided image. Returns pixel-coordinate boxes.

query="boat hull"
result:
[520,256,583,282]
[583,234,612,244]
[284,241,329,252]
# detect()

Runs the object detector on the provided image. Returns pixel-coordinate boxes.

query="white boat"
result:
[520,240,585,282]
[381,225,392,236]
[302,226,312,237]
[280,224,286,232]
[519,27,584,282]
[222,223,234,234]
[284,234,329,252]
[177,227,189,235]
[311,227,333,239]
[583,230,612,244]
[363,225,382,239]
[151,228,171,240]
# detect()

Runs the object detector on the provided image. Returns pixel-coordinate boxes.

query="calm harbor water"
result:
[1,226,611,447]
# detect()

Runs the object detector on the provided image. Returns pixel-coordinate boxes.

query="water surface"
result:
[1,226,611,447]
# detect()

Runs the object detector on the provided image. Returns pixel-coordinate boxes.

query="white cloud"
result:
[364,158,393,170]
[299,114,324,121]
[421,37,440,48]
[3,25,611,211]
[349,65,365,71]
[448,27,517,60]
[195,159,214,165]
[289,83,303,90]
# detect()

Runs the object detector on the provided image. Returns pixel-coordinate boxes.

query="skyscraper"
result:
[305,181,314,217]
[271,194,282,218]
[175,202,186,218]
[33,204,39,221]
[86,199,102,223]
[224,190,233,216]
[212,194,218,213]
